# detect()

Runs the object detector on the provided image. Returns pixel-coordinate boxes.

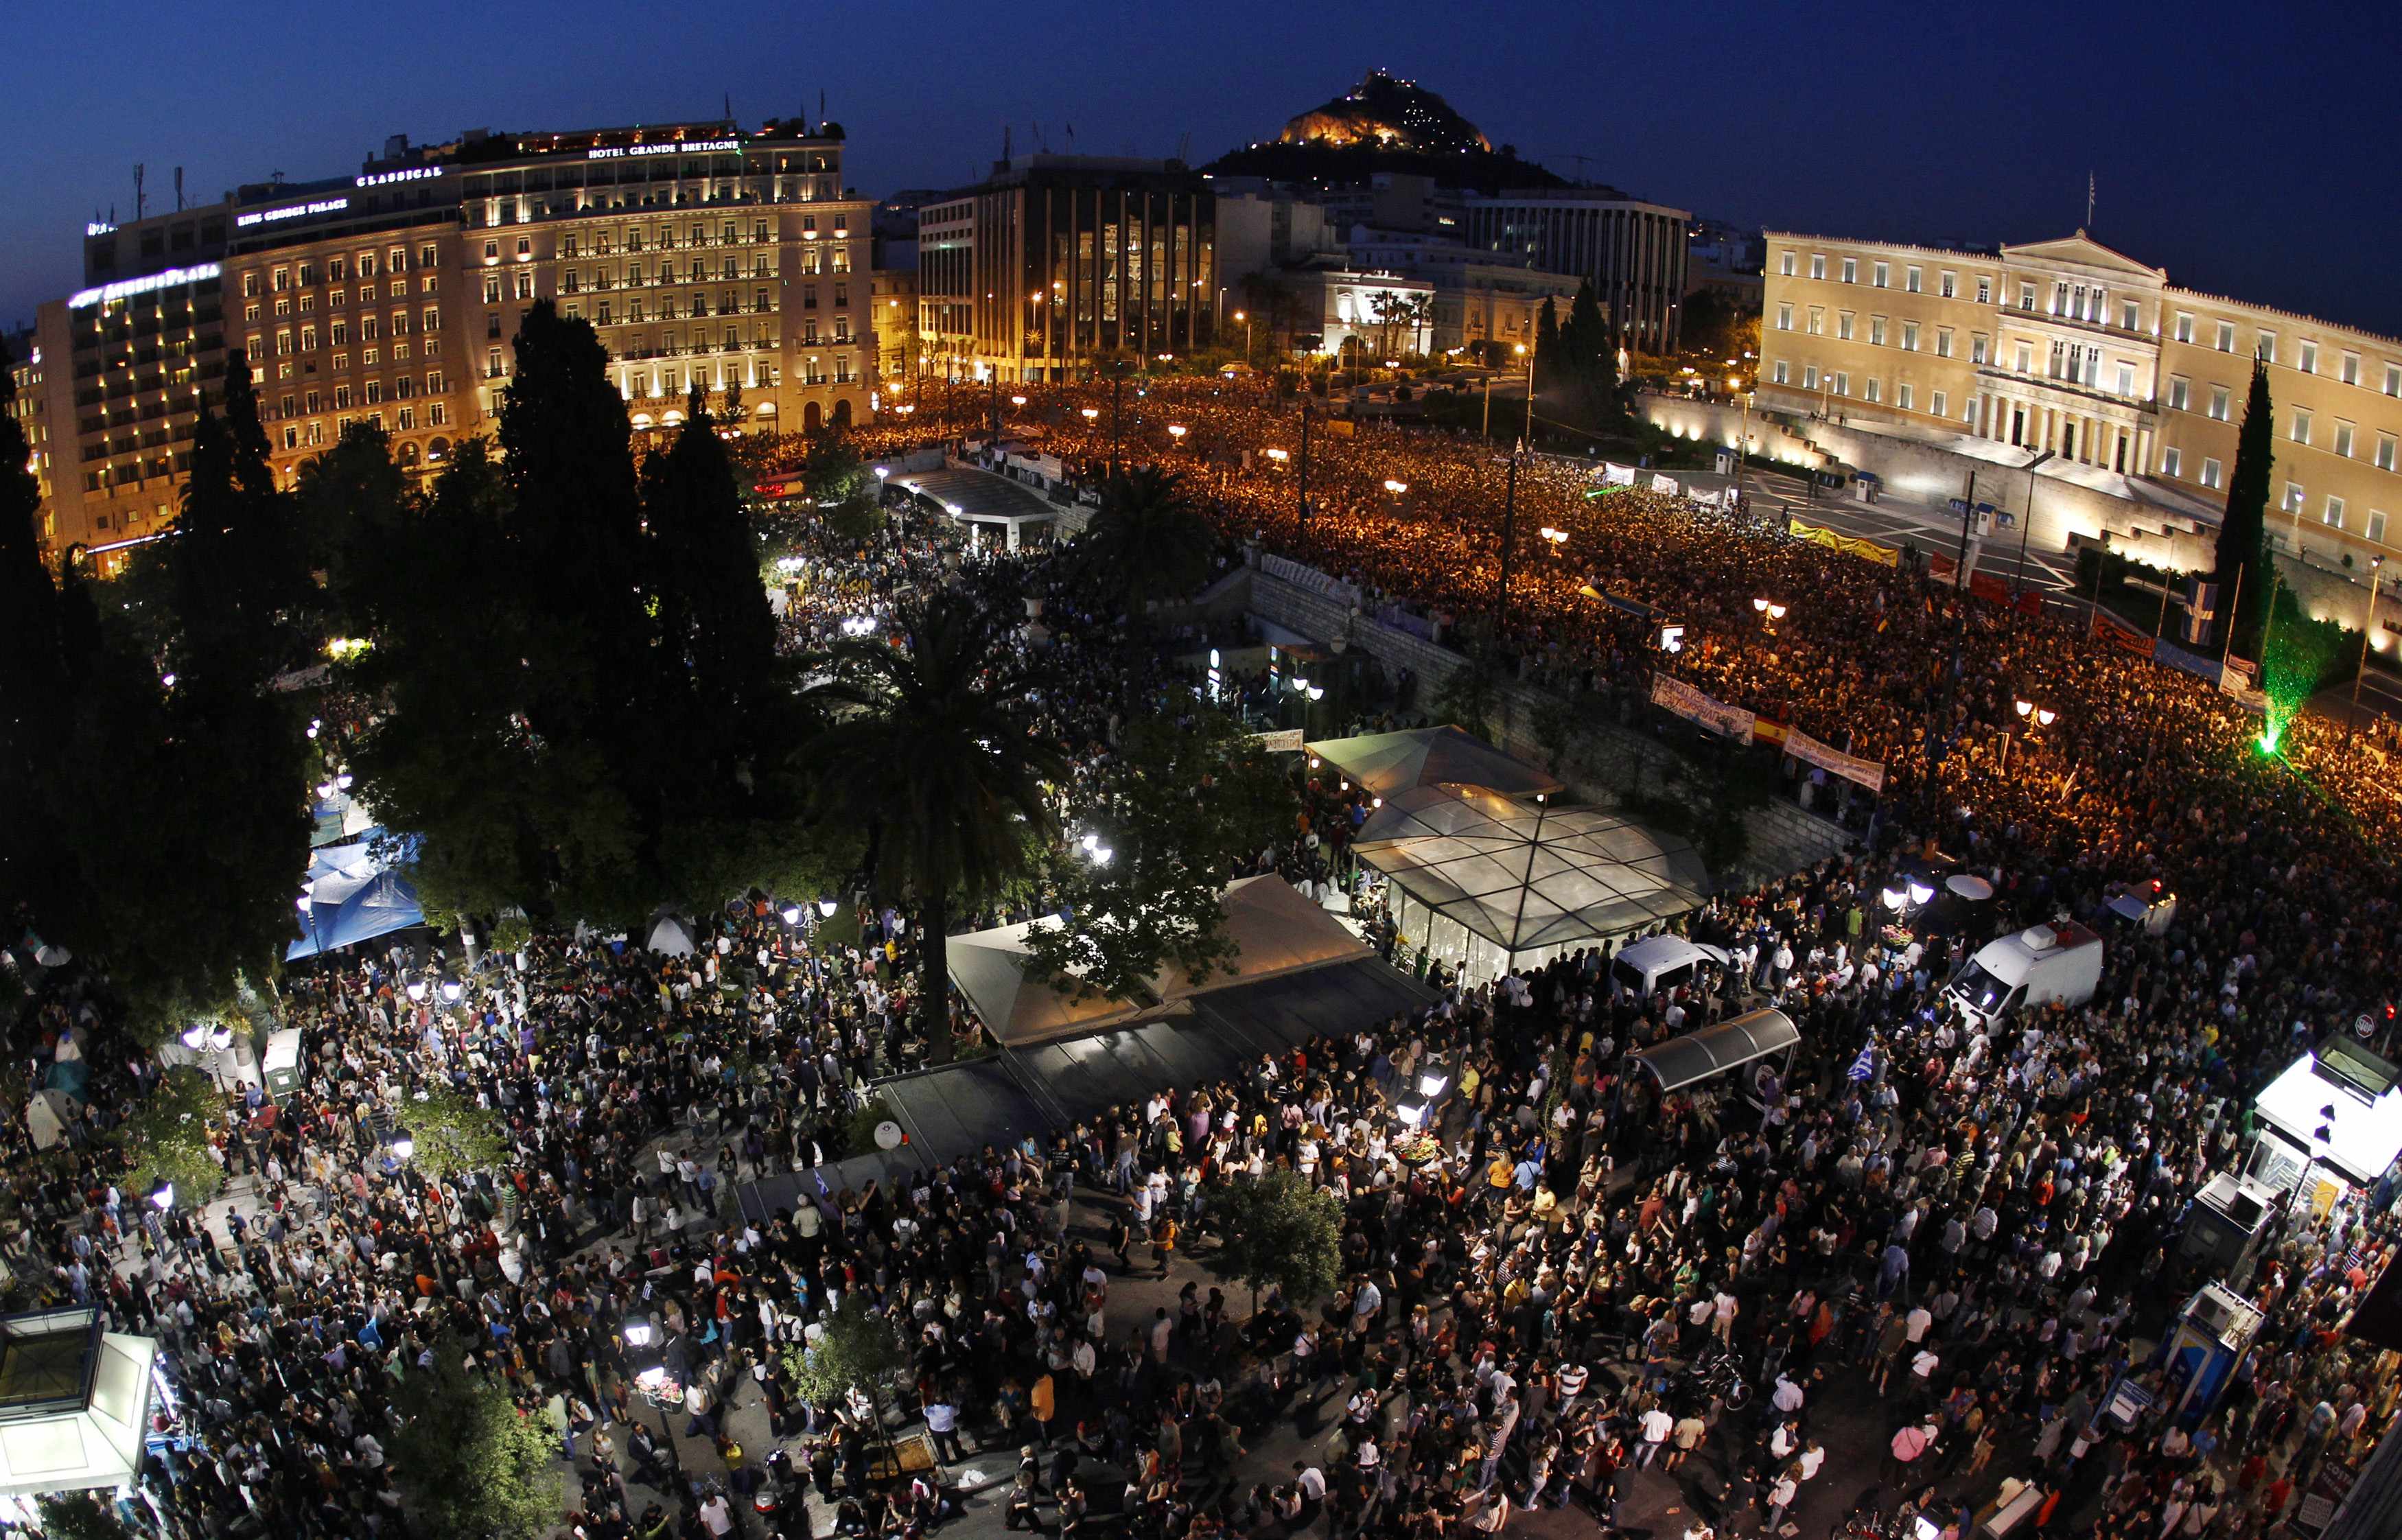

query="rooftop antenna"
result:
[1034,121,1049,152]
[723,91,732,126]
[819,88,826,125]
[1003,124,1013,165]
[174,166,184,212]
[1064,122,1076,148]
[2085,170,2096,231]
[134,163,145,223]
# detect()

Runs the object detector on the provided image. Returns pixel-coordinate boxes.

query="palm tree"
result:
[802,590,1064,1052]
[1077,465,1217,632]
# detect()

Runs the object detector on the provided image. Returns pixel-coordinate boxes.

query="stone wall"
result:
[1246,563,1855,888]
[1641,395,2220,573]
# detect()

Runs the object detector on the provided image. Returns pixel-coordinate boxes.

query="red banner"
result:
[2089,606,2154,655]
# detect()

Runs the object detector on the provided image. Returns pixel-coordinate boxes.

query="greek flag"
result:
[1847,1044,1878,1083]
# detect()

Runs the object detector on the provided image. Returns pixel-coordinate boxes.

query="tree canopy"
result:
[388,1336,561,1540]
[2213,356,2276,659]
[1203,1168,1344,1309]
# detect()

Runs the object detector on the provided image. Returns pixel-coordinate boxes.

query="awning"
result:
[948,875,1371,1047]
[1626,1009,1799,1093]
[290,834,425,960]
[1307,725,1563,802]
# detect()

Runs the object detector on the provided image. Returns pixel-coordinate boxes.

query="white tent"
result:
[1356,784,1709,985]
[645,914,697,957]
[0,1310,156,1498]
[948,876,1372,1047]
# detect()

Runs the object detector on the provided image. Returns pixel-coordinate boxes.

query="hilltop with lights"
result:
[1204,70,1565,191]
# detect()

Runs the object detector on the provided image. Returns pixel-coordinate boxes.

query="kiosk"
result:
[2155,1283,2265,1428]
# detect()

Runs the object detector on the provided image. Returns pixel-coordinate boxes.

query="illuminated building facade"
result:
[20,117,875,565]
[918,156,1219,385]
[1758,229,2402,569]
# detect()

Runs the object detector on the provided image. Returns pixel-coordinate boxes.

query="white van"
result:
[1943,922,2105,1028]
[1610,935,1732,999]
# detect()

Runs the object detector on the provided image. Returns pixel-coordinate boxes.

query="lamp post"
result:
[2013,450,2054,609]
[2353,554,2387,723]
[1751,596,1788,632]
[622,1319,683,1467]
[2002,696,2057,773]
[1523,337,1537,443]
[1298,395,1314,539]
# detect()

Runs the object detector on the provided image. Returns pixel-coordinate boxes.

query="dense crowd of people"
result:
[4,378,2400,1540]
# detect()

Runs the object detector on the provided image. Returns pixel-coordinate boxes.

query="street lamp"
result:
[1539,526,1568,552]
[404,978,428,1003]
[386,1126,415,1162]
[1011,394,1027,408]
[149,1181,174,1212]
[1265,447,1289,463]
[1382,479,1408,495]
[180,1023,207,1051]
[439,979,463,1005]
[1167,423,1187,443]
[2014,698,2057,729]
[1080,407,1099,425]
[817,896,839,919]
[1752,597,1788,625]
[2353,554,2387,720]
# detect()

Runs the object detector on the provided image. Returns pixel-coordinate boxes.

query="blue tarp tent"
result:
[289,833,425,959]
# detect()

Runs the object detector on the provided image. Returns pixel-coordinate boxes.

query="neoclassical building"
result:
[1758,230,2402,568]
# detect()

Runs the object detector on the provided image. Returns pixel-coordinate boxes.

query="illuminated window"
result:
[2161,445,2182,477]
[2299,340,2318,375]
[1904,266,1921,294]
[2292,410,2311,446]
[2209,386,2229,421]
[1775,304,1792,331]
[1872,261,1888,288]
[2200,458,2221,489]
[1897,383,1912,410]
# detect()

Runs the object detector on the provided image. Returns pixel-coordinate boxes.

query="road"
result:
[1736,467,2079,602]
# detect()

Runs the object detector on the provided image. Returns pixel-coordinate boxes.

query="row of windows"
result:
[272,377,447,420]
[246,277,434,323]
[1781,248,1990,304]
[248,245,439,296]
[278,401,449,450]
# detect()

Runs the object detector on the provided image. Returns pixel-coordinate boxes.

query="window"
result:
[1902,321,1918,351]
[1806,307,1823,336]
[2292,410,2311,445]
[1772,360,1789,384]
[2371,510,2389,546]
[2380,434,2397,472]
[2257,331,2277,364]
[2284,482,2305,512]
[2018,281,2036,310]
[1872,261,1888,288]
[1840,257,1857,283]
[515,237,531,261]
[1868,315,1885,346]
[1837,312,1854,340]
[1864,377,1881,403]
[2173,313,2193,342]
[2167,377,2189,411]
[513,272,533,301]
[429,401,448,427]
[2161,446,2182,478]
[483,276,501,304]
[487,347,504,380]
[364,380,382,406]
[1897,383,1913,410]
[2014,342,2032,373]
[2216,321,2235,353]
[1779,250,1796,277]
[2341,352,2361,386]
[2300,341,2318,374]
[1931,390,1948,418]
[1906,266,1922,293]
[1939,271,1957,298]
[1832,372,1849,396]
[242,271,261,298]
[2209,386,2230,421]
[301,325,316,353]
[2335,422,2355,458]
[1809,254,1826,280]
[1970,335,1989,365]
[272,266,290,292]
[2116,363,2134,396]
[2200,458,2222,489]
[1775,303,1793,332]
[2121,300,2138,330]
[1802,364,1818,388]
[1935,327,1952,359]
[1974,277,1990,304]
[2325,498,2346,529]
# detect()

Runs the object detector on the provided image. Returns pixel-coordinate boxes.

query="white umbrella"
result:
[1946,875,1995,901]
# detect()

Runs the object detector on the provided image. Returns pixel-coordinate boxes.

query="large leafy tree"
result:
[1202,1168,1343,1312]
[1022,708,1294,1002]
[1553,281,1628,438]
[0,337,70,946]
[803,590,1064,1044]
[1075,466,1217,636]
[343,438,642,926]
[2213,356,2276,658]
[388,1337,561,1540]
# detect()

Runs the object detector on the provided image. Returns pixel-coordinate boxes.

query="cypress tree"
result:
[2214,357,2275,658]
[644,387,778,728]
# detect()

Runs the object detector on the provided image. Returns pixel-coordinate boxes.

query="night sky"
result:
[9,1,2396,336]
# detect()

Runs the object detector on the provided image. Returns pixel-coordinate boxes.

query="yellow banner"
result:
[1788,517,1899,568]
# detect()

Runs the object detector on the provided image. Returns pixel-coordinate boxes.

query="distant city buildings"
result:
[24,118,874,569]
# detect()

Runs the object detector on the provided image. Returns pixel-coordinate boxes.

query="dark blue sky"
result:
[9,0,2396,336]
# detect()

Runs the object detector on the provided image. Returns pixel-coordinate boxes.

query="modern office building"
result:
[1464,189,1690,355]
[1756,229,2402,570]
[21,115,875,566]
[916,156,1219,385]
